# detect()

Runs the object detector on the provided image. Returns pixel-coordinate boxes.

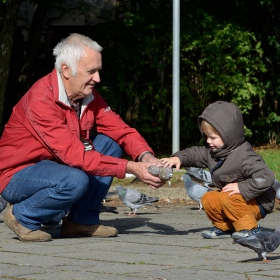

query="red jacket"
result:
[0,69,153,192]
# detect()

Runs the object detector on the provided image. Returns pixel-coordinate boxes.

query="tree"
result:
[0,0,22,132]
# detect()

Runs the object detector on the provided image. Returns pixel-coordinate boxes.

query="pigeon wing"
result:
[235,235,264,252]
[259,232,280,252]
[144,194,159,203]
[183,174,207,203]
[125,188,143,204]
[185,167,213,185]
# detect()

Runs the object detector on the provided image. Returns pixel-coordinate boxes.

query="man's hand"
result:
[138,151,162,165]
[126,161,166,189]
[222,182,240,196]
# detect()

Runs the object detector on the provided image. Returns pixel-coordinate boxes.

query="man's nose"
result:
[93,72,100,83]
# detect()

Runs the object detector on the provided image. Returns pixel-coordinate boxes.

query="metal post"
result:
[172,0,180,153]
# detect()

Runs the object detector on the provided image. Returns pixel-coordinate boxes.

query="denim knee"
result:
[91,133,123,158]
[63,168,89,202]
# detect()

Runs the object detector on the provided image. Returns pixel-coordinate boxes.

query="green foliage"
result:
[92,0,174,152]
[91,0,280,151]
[3,0,280,152]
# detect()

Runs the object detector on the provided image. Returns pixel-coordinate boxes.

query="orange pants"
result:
[201,191,262,231]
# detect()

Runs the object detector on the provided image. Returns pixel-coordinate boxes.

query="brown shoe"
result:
[61,217,118,238]
[4,205,52,242]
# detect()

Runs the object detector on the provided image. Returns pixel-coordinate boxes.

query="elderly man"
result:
[0,33,165,242]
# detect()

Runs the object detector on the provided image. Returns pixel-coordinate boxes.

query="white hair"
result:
[53,33,102,76]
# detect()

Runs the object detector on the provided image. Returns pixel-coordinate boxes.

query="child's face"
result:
[204,130,224,151]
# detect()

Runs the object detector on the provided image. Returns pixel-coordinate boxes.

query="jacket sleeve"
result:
[23,96,130,179]
[238,151,275,201]
[24,91,153,179]
[172,146,209,168]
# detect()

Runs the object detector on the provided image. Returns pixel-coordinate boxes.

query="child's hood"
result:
[198,101,245,158]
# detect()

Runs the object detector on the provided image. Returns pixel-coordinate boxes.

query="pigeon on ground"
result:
[103,190,118,203]
[148,165,173,181]
[114,185,159,216]
[234,228,280,262]
[0,196,7,213]
[181,173,211,211]
[185,167,213,187]
[272,179,280,200]
[100,204,119,214]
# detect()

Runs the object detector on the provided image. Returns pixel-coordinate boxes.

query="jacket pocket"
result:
[219,173,238,184]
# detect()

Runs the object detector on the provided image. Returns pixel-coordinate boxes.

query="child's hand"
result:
[160,156,181,171]
[222,182,240,196]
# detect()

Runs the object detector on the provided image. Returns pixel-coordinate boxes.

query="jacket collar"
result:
[56,69,94,115]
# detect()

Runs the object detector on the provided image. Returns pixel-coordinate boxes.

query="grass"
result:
[112,147,280,186]
[255,148,280,179]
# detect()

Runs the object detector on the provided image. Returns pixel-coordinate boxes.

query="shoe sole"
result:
[61,233,118,238]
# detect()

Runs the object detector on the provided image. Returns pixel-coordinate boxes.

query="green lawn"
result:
[112,147,280,186]
[255,148,280,180]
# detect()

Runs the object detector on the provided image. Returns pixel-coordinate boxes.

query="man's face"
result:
[63,47,102,101]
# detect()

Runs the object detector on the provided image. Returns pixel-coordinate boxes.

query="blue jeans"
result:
[1,134,123,230]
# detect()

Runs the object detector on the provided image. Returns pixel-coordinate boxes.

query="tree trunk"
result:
[16,1,51,100]
[0,0,22,134]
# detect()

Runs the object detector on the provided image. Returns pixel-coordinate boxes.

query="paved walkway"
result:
[0,200,280,280]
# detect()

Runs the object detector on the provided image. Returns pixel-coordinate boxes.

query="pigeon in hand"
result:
[185,167,213,187]
[181,173,211,211]
[234,228,280,262]
[148,165,173,181]
[114,185,159,216]
[272,179,280,200]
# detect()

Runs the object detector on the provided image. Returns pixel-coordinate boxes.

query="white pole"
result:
[172,0,180,153]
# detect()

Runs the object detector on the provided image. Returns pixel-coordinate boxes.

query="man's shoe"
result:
[202,226,234,239]
[232,225,261,240]
[61,217,118,238]
[4,206,52,242]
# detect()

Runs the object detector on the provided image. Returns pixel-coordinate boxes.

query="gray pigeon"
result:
[148,165,173,181]
[114,185,159,216]
[234,228,280,262]
[103,190,118,202]
[185,167,213,187]
[272,179,280,200]
[0,196,7,213]
[182,173,211,211]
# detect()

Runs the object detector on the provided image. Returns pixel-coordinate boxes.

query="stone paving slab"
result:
[0,203,280,280]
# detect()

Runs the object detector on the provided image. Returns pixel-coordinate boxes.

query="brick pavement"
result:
[0,199,280,280]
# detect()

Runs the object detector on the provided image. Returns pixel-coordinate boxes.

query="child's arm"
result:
[222,183,240,196]
[161,156,181,171]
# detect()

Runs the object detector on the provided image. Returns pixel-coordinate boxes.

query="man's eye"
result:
[88,70,97,74]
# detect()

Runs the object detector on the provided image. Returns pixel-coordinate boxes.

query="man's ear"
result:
[61,64,71,79]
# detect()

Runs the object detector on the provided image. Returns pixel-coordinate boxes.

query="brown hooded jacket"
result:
[173,101,276,213]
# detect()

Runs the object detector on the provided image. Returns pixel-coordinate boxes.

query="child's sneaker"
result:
[231,225,261,240]
[202,226,234,239]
